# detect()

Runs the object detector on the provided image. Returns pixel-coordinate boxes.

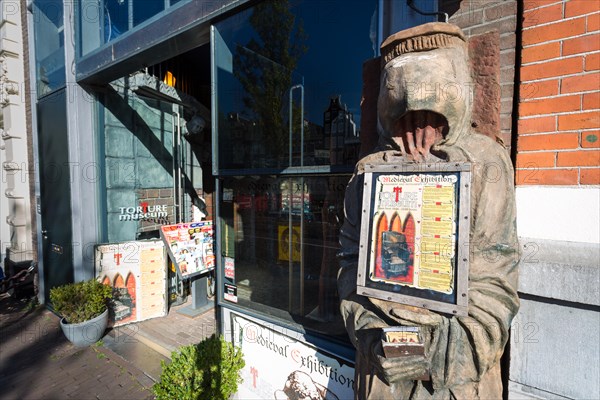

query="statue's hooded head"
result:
[377,23,472,148]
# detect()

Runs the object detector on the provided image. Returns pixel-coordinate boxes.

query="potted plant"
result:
[49,279,113,347]
[153,334,245,400]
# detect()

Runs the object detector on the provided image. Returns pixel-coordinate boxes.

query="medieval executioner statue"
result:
[338,23,520,399]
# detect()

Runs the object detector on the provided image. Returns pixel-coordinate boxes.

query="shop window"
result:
[214,0,378,343]
[133,0,164,26]
[220,174,351,341]
[77,0,191,57]
[214,0,377,171]
[33,0,65,96]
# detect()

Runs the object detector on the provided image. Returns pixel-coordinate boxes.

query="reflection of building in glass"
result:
[322,96,360,166]
[302,120,325,166]
[221,98,360,168]
[224,112,262,168]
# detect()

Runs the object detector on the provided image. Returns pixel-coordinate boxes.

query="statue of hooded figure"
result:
[338,22,520,399]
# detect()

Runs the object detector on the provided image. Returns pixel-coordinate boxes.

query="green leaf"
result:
[49,279,113,324]
[153,334,245,400]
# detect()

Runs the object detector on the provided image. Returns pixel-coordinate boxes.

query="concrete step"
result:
[103,328,170,383]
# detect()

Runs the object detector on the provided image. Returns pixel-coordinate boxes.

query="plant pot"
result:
[59,308,109,347]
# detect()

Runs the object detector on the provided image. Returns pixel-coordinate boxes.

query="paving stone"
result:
[0,294,154,400]
[2,294,217,399]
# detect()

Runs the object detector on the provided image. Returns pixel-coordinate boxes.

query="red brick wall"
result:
[443,0,519,150]
[136,188,214,234]
[137,189,175,233]
[517,0,600,185]
[198,189,215,221]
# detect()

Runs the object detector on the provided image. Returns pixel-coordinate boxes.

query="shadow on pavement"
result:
[0,293,155,399]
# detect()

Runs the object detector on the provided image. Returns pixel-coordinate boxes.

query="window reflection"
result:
[33,0,65,96]
[133,0,164,26]
[215,0,378,344]
[215,0,376,170]
[104,0,129,42]
[78,0,191,57]
[221,175,350,339]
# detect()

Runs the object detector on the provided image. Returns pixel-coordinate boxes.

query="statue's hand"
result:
[404,125,442,162]
[392,111,448,162]
[358,329,430,384]
[369,299,445,327]
[376,352,430,384]
[390,306,445,326]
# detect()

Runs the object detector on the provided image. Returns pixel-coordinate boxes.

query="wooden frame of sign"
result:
[356,162,471,317]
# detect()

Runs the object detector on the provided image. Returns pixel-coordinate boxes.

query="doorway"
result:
[37,89,74,302]
[98,44,213,244]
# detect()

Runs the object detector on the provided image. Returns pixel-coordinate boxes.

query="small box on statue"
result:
[381,326,430,381]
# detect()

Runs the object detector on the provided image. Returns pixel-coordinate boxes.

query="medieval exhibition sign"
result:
[357,163,472,316]
[231,313,355,400]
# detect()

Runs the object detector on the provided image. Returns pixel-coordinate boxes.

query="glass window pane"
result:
[215,0,378,345]
[79,0,101,55]
[133,0,164,26]
[214,0,377,170]
[78,0,193,58]
[78,0,130,57]
[104,0,130,41]
[220,175,351,342]
[34,0,65,96]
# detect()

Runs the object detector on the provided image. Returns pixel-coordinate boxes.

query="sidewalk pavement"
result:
[0,293,156,400]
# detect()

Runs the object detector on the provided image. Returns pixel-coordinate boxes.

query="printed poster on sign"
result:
[231,314,355,400]
[160,221,215,279]
[224,257,235,280]
[368,172,458,293]
[357,163,471,317]
[224,283,238,303]
[95,240,168,327]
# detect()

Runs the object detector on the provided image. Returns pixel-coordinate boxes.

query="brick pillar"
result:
[511,2,600,398]
[517,0,599,185]
[442,0,518,152]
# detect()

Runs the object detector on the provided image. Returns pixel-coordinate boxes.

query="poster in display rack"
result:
[160,221,215,279]
[356,163,471,317]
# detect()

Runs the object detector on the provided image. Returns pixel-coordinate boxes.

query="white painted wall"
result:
[513,186,600,399]
[0,1,34,263]
[516,186,600,244]
[511,299,600,399]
